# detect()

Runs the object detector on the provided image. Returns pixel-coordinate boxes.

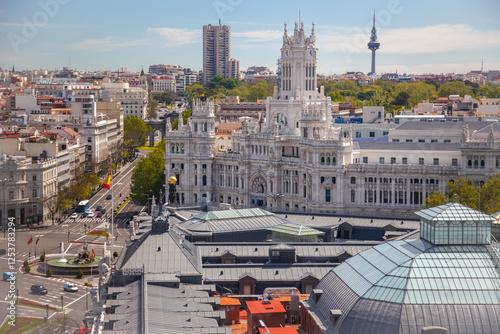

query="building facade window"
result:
[419,158,424,165]
[391,157,396,164]
[363,157,368,163]
[379,157,385,164]
[402,157,408,164]
[325,189,331,202]
[452,158,458,166]
[433,158,439,165]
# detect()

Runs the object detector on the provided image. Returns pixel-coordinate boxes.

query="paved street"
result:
[0,155,147,331]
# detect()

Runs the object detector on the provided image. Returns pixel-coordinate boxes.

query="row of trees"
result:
[184,75,274,104]
[423,175,500,214]
[40,117,153,224]
[320,79,500,113]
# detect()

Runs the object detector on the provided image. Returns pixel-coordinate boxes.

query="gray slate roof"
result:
[179,209,287,233]
[120,231,201,277]
[357,141,460,151]
[197,243,376,259]
[203,264,332,282]
[275,213,419,230]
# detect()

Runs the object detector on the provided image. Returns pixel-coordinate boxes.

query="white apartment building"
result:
[0,155,57,225]
[101,80,148,119]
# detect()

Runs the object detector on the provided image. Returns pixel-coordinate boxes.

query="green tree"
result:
[184,83,208,104]
[422,191,448,209]
[392,91,410,106]
[446,178,479,210]
[248,80,273,102]
[130,140,166,205]
[171,109,192,130]
[76,269,83,279]
[437,81,473,97]
[422,176,500,214]
[124,116,152,149]
[153,90,176,105]
[480,174,500,214]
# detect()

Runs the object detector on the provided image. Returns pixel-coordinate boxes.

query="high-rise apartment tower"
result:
[203,23,236,84]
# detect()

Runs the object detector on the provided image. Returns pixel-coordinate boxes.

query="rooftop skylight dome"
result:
[301,202,500,334]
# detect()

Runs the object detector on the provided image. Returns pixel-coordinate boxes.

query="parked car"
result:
[71,213,78,219]
[85,209,92,214]
[31,284,48,295]
[3,272,14,281]
[87,212,95,218]
[101,208,106,214]
[96,206,102,211]
[96,212,103,218]
[106,195,112,200]
[81,212,87,218]
[63,283,78,292]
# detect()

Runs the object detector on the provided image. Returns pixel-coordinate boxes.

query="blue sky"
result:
[1,0,499,75]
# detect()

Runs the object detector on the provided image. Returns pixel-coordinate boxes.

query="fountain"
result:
[45,242,100,276]
[58,241,68,263]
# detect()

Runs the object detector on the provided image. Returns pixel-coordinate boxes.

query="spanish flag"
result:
[101,173,111,190]
[115,233,119,241]
[36,236,40,245]
[92,249,95,259]
[199,93,205,98]
[27,236,33,245]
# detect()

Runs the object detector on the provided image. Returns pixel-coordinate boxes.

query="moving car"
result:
[71,213,78,219]
[106,195,112,200]
[63,283,78,292]
[81,212,87,218]
[31,284,48,295]
[87,212,95,218]
[96,212,103,218]
[3,272,14,281]
[96,206,102,211]
[85,209,92,215]
[101,208,106,214]
[0,249,6,255]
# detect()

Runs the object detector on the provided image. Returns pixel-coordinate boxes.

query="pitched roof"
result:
[415,202,495,221]
[268,223,325,236]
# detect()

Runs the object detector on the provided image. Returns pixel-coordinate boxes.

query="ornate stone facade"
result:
[164,22,500,217]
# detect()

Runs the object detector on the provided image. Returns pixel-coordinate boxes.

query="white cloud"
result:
[318,24,500,55]
[67,37,147,51]
[232,30,282,42]
[148,27,200,46]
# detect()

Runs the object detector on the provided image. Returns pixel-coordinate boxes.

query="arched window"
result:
[474,160,478,168]
[321,157,325,165]
[321,176,325,184]
[326,157,331,165]
[480,160,485,168]
[332,177,336,184]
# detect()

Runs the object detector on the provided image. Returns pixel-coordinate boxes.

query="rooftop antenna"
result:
[299,10,301,23]
[481,59,483,72]
[219,18,221,26]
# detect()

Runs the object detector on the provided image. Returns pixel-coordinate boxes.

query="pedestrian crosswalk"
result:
[51,217,130,234]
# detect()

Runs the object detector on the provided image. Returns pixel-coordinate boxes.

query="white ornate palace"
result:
[164,22,500,217]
